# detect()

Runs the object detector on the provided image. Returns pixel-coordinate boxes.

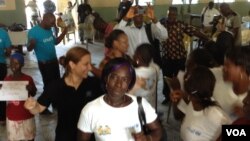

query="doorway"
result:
[24,0,58,29]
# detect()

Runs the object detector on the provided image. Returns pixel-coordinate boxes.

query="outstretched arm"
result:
[73,0,77,8]
[27,39,36,51]
[24,97,47,114]
[77,130,92,141]
[170,90,186,121]
[56,26,68,44]
[193,29,210,41]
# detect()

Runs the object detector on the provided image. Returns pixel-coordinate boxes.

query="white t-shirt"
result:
[211,67,247,121]
[77,95,157,141]
[178,99,232,141]
[131,62,160,108]
[201,7,220,27]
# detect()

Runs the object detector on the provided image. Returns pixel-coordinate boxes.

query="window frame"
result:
[214,0,235,3]
[120,0,154,6]
[172,0,198,5]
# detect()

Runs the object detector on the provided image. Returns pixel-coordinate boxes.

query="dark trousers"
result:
[161,58,186,101]
[0,63,7,121]
[38,59,60,109]
[38,59,60,89]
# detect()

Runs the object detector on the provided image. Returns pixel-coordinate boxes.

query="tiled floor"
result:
[0,38,182,141]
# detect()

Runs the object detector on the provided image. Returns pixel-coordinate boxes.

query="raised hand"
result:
[144,3,155,20]
[170,77,181,90]
[125,6,136,20]
[170,90,184,103]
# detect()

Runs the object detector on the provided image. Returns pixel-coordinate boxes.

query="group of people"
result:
[0,1,250,141]
[169,46,250,141]
[25,0,56,28]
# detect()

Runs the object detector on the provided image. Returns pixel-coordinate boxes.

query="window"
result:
[120,0,154,6]
[172,0,198,5]
[214,0,235,3]
[135,0,153,6]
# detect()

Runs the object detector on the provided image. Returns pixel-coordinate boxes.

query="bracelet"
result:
[147,135,152,141]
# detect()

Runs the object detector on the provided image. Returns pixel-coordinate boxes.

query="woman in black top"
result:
[24,46,103,141]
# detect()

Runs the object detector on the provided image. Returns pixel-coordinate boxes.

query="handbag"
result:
[137,96,150,135]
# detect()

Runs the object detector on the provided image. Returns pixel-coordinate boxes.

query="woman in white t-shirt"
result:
[217,46,250,119]
[77,57,163,141]
[129,43,160,109]
[171,66,232,141]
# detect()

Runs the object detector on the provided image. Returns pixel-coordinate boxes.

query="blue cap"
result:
[10,53,24,65]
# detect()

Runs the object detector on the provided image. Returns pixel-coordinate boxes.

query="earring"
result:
[186,95,190,101]
[136,60,139,65]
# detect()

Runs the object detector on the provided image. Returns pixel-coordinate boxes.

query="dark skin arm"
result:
[77,130,93,141]
[73,0,77,8]
[55,26,68,45]
[5,46,12,57]
[91,57,109,78]
[193,29,210,41]
[170,90,186,121]
[172,99,185,121]
[26,83,37,97]
[27,39,36,52]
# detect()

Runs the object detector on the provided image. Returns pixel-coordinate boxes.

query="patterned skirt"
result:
[6,118,36,140]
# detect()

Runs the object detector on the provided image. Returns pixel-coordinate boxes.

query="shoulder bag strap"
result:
[137,96,148,133]
[145,23,154,45]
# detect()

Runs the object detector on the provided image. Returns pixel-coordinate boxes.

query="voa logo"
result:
[226,129,246,136]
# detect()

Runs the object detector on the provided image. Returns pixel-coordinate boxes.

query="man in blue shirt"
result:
[0,28,12,124]
[27,13,67,90]
[43,0,57,37]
